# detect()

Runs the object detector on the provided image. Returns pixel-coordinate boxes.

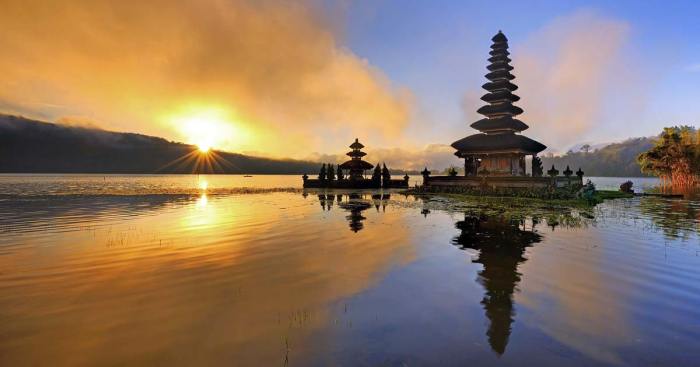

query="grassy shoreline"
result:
[402,188,634,208]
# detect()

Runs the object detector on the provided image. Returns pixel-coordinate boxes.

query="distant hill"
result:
[541,137,656,177]
[0,114,660,176]
[0,115,319,174]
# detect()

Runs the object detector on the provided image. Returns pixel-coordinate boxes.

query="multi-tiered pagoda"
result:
[302,138,408,188]
[452,31,546,176]
[340,139,374,180]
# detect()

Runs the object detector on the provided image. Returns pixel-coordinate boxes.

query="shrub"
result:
[619,180,633,193]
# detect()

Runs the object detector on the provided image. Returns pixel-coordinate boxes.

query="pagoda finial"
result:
[492,30,508,43]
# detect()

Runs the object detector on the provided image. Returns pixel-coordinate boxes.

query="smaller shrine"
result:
[302,138,408,189]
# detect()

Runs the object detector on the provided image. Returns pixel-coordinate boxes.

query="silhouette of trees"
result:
[532,156,543,177]
[371,163,382,186]
[318,164,327,181]
[381,163,391,188]
[540,137,655,177]
[327,163,335,181]
[337,164,344,180]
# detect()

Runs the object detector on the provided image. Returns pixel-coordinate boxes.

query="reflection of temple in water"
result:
[316,193,390,232]
[452,213,542,355]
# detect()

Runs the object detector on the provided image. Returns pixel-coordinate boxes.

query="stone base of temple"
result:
[303,177,409,189]
[423,175,582,189]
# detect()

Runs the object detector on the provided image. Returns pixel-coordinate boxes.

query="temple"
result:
[454,31,545,176]
[340,139,374,180]
[302,138,408,189]
[423,31,582,189]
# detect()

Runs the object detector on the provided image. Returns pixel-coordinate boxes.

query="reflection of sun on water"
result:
[196,179,209,208]
[196,193,208,209]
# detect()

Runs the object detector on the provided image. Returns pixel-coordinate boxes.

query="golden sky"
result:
[1,1,670,169]
[0,0,411,159]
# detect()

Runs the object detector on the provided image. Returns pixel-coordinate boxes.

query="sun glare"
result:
[197,144,211,153]
[169,106,239,152]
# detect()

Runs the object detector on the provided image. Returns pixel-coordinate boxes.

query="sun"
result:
[197,143,211,153]
[169,106,238,152]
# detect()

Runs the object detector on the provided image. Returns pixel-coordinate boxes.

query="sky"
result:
[1,0,698,170]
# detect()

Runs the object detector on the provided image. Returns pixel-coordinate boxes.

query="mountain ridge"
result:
[1,114,659,176]
[0,115,320,174]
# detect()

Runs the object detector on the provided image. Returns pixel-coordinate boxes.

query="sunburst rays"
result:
[157,147,238,174]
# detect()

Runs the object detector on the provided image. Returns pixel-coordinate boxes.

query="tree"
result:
[638,126,699,187]
[381,163,391,188]
[371,163,382,186]
[337,164,344,180]
[580,144,591,154]
[532,156,543,177]
[327,163,335,181]
[318,164,327,181]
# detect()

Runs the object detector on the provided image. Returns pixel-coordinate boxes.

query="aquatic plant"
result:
[576,180,596,203]
[407,183,584,201]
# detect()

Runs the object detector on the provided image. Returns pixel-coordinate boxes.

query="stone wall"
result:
[423,175,582,189]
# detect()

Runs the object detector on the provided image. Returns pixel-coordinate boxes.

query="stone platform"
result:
[423,175,582,189]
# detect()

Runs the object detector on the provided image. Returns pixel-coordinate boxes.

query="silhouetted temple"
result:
[340,139,374,180]
[302,139,408,189]
[423,31,582,189]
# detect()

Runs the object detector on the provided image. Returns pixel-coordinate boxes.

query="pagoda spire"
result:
[346,138,367,160]
[471,31,529,134]
[340,138,374,180]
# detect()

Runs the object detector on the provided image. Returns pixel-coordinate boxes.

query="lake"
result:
[0,174,698,366]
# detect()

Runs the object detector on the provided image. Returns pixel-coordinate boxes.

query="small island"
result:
[302,138,409,189]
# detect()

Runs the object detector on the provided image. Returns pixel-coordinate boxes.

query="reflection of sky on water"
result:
[0,186,698,366]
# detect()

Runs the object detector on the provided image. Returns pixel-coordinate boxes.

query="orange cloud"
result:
[0,0,411,157]
[461,11,634,153]
[514,10,631,152]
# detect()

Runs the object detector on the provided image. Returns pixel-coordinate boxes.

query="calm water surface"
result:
[0,174,698,366]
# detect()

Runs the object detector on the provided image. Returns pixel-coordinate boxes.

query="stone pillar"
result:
[421,167,431,186]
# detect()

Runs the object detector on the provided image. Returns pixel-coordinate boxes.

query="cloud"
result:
[0,0,411,157]
[461,10,634,152]
[514,11,631,151]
